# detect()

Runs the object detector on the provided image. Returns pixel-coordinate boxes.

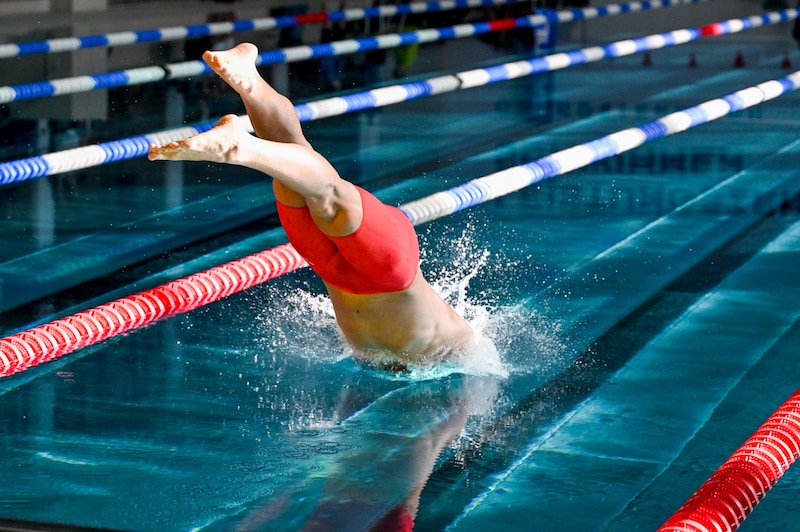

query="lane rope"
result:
[399,72,800,224]
[658,389,800,532]
[0,244,306,378]
[0,0,711,105]
[0,6,791,188]
[0,0,530,59]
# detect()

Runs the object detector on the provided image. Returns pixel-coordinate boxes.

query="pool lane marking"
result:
[2,68,799,379]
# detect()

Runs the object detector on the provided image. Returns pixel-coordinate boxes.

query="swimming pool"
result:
[2,12,800,532]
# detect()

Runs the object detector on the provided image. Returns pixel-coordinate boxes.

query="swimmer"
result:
[148,43,474,368]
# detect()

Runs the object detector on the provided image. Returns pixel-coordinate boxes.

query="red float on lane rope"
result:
[699,22,723,36]
[658,389,800,532]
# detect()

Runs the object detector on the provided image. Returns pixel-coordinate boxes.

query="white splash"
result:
[247,218,565,380]
[249,280,348,364]
[420,219,566,379]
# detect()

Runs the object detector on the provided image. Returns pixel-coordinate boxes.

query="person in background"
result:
[319,2,348,90]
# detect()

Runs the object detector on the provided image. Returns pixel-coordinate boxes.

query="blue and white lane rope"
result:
[400,71,800,224]
[0,0,529,59]
[0,16,529,104]
[0,8,795,187]
[0,0,710,105]
[296,8,798,120]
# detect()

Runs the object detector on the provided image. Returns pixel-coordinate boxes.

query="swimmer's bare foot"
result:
[203,42,259,95]
[148,114,245,163]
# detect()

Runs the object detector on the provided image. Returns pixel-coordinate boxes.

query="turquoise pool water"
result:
[2,29,800,532]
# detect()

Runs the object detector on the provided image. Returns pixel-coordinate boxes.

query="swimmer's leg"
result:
[148,115,363,237]
[200,43,372,240]
[203,43,312,208]
[203,43,309,148]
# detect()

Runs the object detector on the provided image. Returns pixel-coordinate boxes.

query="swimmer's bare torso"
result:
[325,271,474,363]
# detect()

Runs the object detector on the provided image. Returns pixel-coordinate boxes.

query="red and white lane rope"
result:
[658,389,800,532]
[0,244,305,378]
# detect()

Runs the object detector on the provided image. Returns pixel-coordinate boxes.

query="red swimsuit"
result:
[276,186,420,294]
